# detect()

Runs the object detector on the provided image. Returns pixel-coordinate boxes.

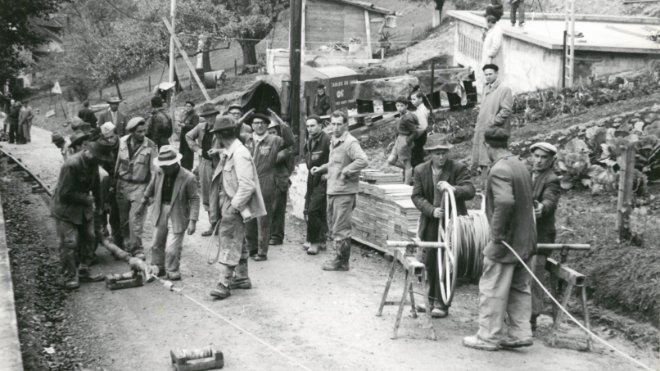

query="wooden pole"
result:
[430,58,435,109]
[616,144,636,242]
[289,0,302,140]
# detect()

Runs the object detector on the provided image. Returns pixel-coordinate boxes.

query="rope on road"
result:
[155,277,314,371]
[501,241,652,371]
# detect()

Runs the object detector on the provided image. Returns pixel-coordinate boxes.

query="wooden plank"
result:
[365,10,372,57]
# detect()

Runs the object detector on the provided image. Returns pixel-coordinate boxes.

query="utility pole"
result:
[289,0,303,154]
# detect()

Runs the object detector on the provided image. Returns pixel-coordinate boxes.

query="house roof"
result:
[448,10,660,55]
[325,0,394,15]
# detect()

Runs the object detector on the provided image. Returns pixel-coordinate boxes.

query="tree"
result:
[0,0,70,91]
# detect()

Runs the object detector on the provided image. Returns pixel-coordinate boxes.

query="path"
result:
[0,125,655,370]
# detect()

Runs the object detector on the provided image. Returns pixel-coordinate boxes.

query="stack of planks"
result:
[352,172,420,256]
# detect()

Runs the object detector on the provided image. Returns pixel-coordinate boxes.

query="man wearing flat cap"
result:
[141,145,200,281]
[411,134,475,318]
[529,141,561,333]
[114,116,158,258]
[471,64,512,180]
[241,112,288,261]
[147,95,173,149]
[51,141,113,289]
[98,97,127,135]
[208,115,266,300]
[464,127,536,351]
[185,102,220,237]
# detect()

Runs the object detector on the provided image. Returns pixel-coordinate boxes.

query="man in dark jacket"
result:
[412,133,475,318]
[147,96,173,149]
[51,142,112,289]
[78,101,98,128]
[529,141,560,332]
[8,100,21,144]
[98,97,127,134]
[313,84,332,116]
[178,100,199,170]
[302,115,330,255]
[463,127,537,351]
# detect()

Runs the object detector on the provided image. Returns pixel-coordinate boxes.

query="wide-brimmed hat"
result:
[87,141,114,162]
[153,145,182,167]
[530,142,557,155]
[423,133,453,151]
[246,113,271,126]
[126,116,146,132]
[69,131,90,147]
[106,96,122,104]
[199,102,219,117]
[210,115,236,133]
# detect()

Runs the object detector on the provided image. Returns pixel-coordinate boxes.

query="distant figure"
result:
[226,104,253,135]
[411,91,430,168]
[98,97,126,134]
[471,63,512,179]
[8,100,21,144]
[179,100,199,170]
[18,101,34,143]
[78,101,98,128]
[482,15,504,69]
[313,84,332,116]
[387,96,418,185]
[302,115,330,256]
[147,96,173,149]
[510,0,525,29]
[486,0,503,21]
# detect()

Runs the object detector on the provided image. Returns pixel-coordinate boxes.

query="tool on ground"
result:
[170,345,224,371]
[105,270,144,290]
[101,238,160,283]
[376,240,443,340]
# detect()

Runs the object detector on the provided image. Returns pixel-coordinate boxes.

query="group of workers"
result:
[3,99,34,144]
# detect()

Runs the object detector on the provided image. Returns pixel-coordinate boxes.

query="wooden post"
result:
[289,0,302,141]
[616,143,636,242]
[364,10,372,58]
[430,58,435,109]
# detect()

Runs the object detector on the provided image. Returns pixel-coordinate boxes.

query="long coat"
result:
[98,109,128,136]
[533,168,560,244]
[304,131,331,214]
[485,153,537,263]
[144,167,200,234]
[471,79,513,168]
[411,160,475,241]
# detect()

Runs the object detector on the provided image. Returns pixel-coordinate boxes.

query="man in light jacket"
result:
[463,127,537,351]
[142,145,200,281]
[209,116,266,300]
[311,110,368,271]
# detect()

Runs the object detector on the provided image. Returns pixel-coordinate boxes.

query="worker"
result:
[303,115,330,255]
[481,16,504,74]
[510,0,526,30]
[410,91,431,168]
[208,115,266,300]
[179,100,199,170]
[78,100,98,128]
[98,96,127,135]
[18,100,34,144]
[52,132,67,158]
[115,117,158,259]
[387,96,418,185]
[185,102,220,237]
[51,141,113,289]
[267,108,298,246]
[147,95,173,149]
[311,110,368,271]
[97,122,123,249]
[67,131,91,156]
[463,127,537,351]
[529,141,561,333]
[226,104,253,135]
[471,63,512,182]
[313,84,332,116]
[411,133,475,318]
[141,145,200,281]
[241,113,288,261]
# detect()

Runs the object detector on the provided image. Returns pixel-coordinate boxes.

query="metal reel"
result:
[437,188,459,306]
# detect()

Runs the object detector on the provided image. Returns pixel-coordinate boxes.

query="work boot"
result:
[64,279,80,290]
[530,314,539,334]
[201,221,217,237]
[78,265,104,283]
[462,335,500,351]
[500,338,534,349]
[167,271,181,281]
[307,243,319,255]
[302,241,311,251]
[229,259,252,290]
[210,263,234,300]
[322,239,351,271]
[268,238,282,246]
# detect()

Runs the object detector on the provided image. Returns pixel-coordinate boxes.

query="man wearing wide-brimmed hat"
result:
[411,133,475,318]
[240,112,288,261]
[115,116,158,258]
[67,131,91,156]
[185,102,220,237]
[141,145,200,280]
[98,96,127,135]
[51,141,113,289]
[208,115,266,300]
[528,141,560,333]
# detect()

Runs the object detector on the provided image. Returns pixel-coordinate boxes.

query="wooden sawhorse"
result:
[376,244,438,340]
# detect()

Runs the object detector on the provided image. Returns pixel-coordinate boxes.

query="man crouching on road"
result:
[411,134,475,318]
[51,142,113,289]
[310,110,368,271]
[463,127,537,351]
[141,145,200,281]
[208,116,266,300]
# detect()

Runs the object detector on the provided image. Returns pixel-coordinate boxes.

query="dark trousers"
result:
[270,176,290,243]
[411,130,428,169]
[511,0,525,25]
[8,124,19,143]
[55,217,95,280]
[305,181,327,243]
[109,195,123,248]
[246,177,275,256]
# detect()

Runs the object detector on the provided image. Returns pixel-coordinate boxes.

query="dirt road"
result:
[1,127,656,370]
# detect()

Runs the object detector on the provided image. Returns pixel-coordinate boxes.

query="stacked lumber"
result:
[360,169,403,184]
[352,181,420,255]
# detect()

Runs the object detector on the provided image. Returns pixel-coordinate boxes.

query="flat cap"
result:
[482,63,499,72]
[530,142,557,155]
[126,116,146,132]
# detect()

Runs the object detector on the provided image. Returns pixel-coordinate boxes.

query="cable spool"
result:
[432,189,489,305]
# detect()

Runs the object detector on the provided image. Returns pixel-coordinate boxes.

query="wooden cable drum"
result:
[434,189,489,305]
